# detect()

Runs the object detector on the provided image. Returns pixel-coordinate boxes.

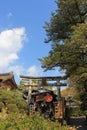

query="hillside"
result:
[0,88,76,130]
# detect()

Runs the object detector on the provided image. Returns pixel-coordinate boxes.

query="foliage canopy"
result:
[40,0,87,111]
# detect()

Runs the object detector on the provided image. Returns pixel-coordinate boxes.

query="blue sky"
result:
[0,0,65,83]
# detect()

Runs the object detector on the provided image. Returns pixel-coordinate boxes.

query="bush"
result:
[0,102,5,112]
[0,88,27,113]
[7,104,19,113]
[70,107,84,117]
[0,113,71,130]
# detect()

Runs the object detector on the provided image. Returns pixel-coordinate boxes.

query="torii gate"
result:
[20,75,67,104]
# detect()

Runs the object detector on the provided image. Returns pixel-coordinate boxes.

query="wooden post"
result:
[28,80,32,113]
[57,80,61,101]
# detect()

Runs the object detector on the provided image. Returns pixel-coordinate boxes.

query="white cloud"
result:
[8,65,42,84]
[8,65,26,76]
[27,65,39,76]
[27,65,42,76]
[0,27,27,71]
[7,12,13,18]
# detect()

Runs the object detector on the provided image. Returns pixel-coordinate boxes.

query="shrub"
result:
[0,113,72,130]
[0,102,5,112]
[70,107,84,117]
[7,104,19,113]
[0,88,27,113]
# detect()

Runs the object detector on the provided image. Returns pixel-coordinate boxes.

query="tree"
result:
[40,23,87,74]
[44,0,87,43]
[40,0,87,70]
[39,0,87,114]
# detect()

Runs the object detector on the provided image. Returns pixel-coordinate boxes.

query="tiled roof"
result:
[0,72,17,89]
